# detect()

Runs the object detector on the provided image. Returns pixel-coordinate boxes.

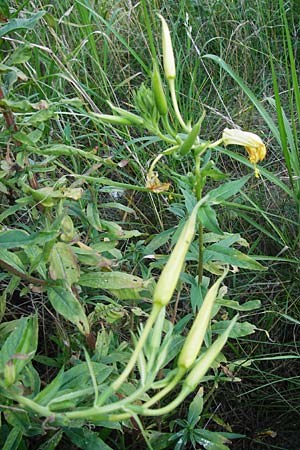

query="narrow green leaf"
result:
[188,389,203,426]
[37,430,63,450]
[2,428,22,450]
[207,176,250,203]
[34,367,64,406]
[80,271,148,291]
[279,0,300,128]
[205,244,266,271]
[198,205,223,234]
[269,54,294,189]
[204,54,281,144]
[216,299,261,311]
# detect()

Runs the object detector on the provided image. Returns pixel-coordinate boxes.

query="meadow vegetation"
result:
[0,1,299,449]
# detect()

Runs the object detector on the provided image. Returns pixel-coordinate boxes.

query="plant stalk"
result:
[195,154,204,284]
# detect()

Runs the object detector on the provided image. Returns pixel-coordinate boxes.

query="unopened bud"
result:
[158,15,176,80]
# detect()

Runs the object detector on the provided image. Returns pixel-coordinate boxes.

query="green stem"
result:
[195,154,204,284]
[64,407,131,421]
[155,127,177,144]
[143,367,186,408]
[130,385,191,416]
[15,395,51,417]
[162,114,178,139]
[97,303,161,406]
[169,79,188,131]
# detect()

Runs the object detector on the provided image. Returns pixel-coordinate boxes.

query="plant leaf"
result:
[0,11,46,38]
[0,315,38,385]
[47,286,90,335]
[212,320,257,338]
[204,244,266,271]
[0,230,58,249]
[198,205,223,234]
[207,176,250,203]
[49,243,80,286]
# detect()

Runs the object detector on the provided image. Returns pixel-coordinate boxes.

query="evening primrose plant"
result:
[0,11,267,450]
[94,14,267,283]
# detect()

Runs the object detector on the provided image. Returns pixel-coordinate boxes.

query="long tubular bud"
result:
[158,15,176,80]
[152,61,168,116]
[177,270,228,370]
[179,112,205,156]
[90,113,132,126]
[184,315,238,391]
[153,199,205,307]
[107,102,144,126]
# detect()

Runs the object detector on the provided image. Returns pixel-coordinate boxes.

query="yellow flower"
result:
[222,128,266,164]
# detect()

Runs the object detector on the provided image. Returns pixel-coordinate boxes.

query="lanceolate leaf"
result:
[207,176,250,203]
[34,367,65,406]
[204,244,267,271]
[0,249,26,274]
[48,286,90,335]
[0,230,58,249]
[216,299,261,311]
[198,205,223,234]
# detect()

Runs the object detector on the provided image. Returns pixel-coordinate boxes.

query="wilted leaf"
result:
[80,271,151,299]
[49,243,80,286]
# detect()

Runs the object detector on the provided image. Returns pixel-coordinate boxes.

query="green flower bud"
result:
[184,315,238,391]
[153,201,200,307]
[179,116,203,156]
[152,62,168,116]
[158,15,176,80]
[91,113,132,126]
[107,102,144,126]
[178,272,227,370]
[4,360,15,386]
[60,215,75,242]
